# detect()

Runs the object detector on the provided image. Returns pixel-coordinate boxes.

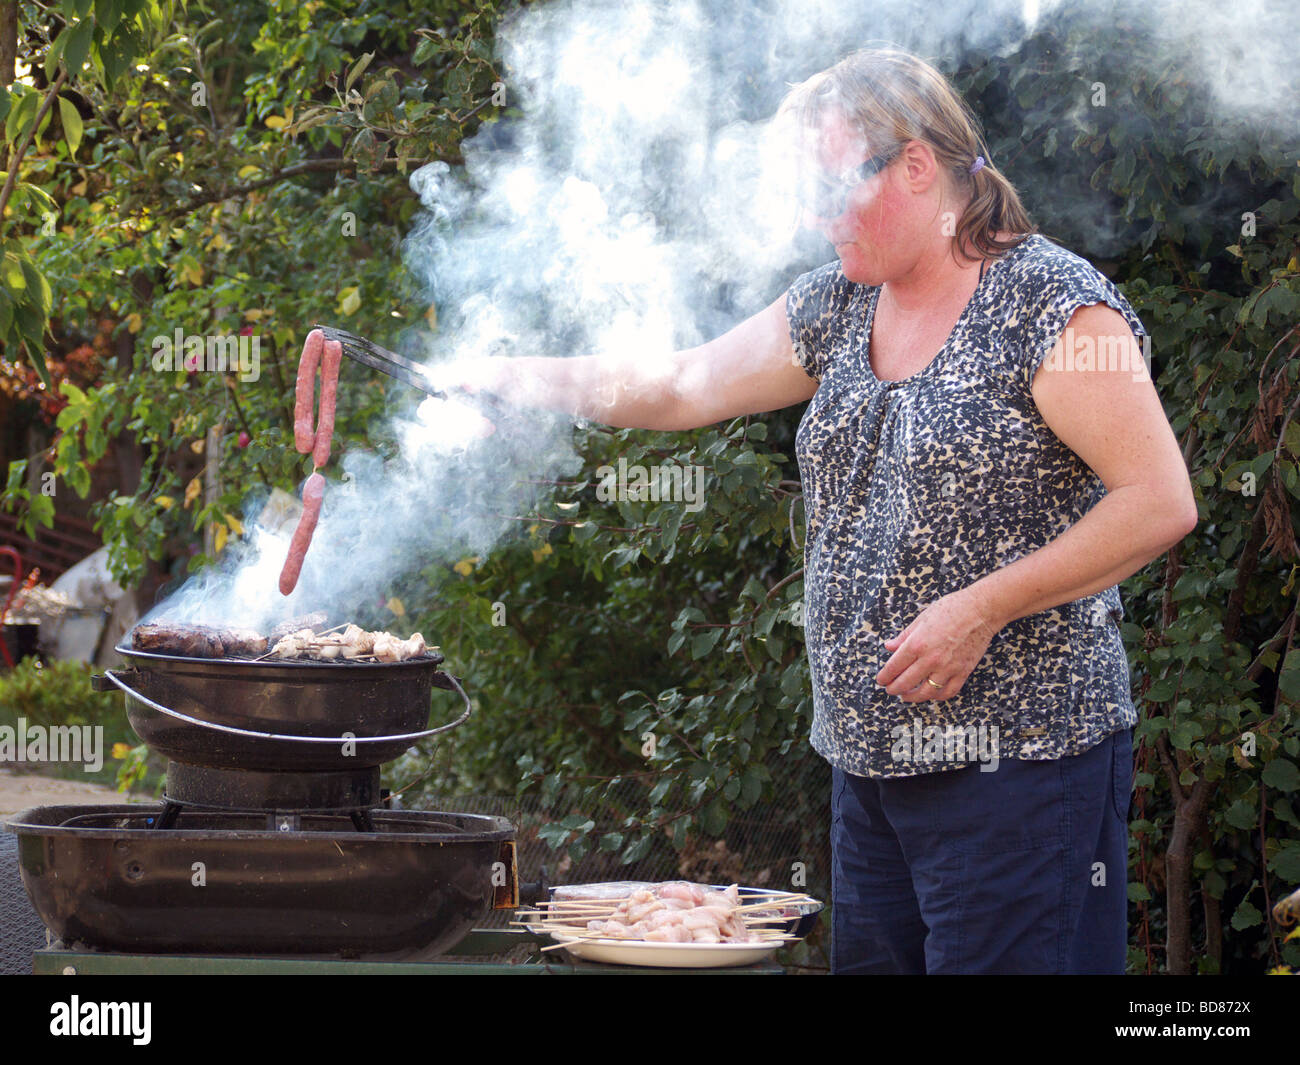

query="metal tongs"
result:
[311,323,505,416]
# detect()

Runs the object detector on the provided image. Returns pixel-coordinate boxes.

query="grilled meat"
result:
[131,623,268,658]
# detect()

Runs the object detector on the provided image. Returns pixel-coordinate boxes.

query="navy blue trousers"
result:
[830,728,1132,974]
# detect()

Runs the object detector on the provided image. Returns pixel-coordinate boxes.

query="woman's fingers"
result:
[900,670,965,702]
[877,625,935,690]
[876,591,998,701]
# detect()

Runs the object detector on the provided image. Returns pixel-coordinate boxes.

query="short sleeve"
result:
[785,261,854,382]
[1015,253,1149,390]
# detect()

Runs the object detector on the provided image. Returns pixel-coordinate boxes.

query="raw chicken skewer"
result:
[520,882,812,946]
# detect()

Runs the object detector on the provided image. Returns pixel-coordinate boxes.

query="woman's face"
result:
[801,111,938,286]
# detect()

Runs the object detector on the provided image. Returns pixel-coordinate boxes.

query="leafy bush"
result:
[0,656,150,788]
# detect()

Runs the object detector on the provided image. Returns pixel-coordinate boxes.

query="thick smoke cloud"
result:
[149,0,1299,631]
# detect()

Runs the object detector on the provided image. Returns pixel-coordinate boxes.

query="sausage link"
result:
[278,473,325,596]
[312,339,342,468]
[294,330,323,453]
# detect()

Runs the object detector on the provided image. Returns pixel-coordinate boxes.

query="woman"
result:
[433,48,1197,973]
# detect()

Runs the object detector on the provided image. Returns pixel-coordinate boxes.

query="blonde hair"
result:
[781,47,1034,262]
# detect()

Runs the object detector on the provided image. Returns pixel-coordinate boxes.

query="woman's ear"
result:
[898,140,939,194]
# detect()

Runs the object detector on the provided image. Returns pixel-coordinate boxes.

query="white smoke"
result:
[146,0,1299,632]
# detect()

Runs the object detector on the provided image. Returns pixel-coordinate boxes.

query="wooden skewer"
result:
[733,896,818,912]
[736,891,817,903]
[539,932,797,952]
[532,898,632,907]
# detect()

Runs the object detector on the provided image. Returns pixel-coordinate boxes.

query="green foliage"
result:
[0,656,115,724]
[0,657,146,788]
[0,0,173,385]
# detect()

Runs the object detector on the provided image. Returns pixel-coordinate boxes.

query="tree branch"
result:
[163,157,393,218]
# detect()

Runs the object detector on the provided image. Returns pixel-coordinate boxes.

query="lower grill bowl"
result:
[7,804,516,960]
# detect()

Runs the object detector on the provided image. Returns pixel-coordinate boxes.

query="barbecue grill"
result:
[5,641,526,961]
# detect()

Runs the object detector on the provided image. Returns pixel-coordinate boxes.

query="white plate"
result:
[550,934,787,969]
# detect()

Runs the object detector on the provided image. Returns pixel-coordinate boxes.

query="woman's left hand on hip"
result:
[875,587,1002,702]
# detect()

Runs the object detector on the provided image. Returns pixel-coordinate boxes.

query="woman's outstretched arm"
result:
[444,292,818,430]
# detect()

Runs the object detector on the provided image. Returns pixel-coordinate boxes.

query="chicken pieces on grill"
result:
[269,624,428,662]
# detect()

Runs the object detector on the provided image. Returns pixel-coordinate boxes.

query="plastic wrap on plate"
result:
[551,881,654,902]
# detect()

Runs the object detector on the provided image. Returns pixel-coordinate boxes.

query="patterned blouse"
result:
[787,234,1145,778]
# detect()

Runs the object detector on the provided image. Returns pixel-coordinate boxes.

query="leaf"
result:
[5,91,38,147]
[29,494,54,529]
[346,51,374,93]
[1269,843,1300,881]
[95,0,123,31]
[1170,719,1201,750]
[1224,798,1257,830]
[413,38,439,66]
[1278,651,1300,703]
[183,476,201,509]
[338,285,360,315]
[2,253,26,290]
[64,18,94,74]
[20,256,52,312]
[699,797,727,836]
[621,834,652,863]
[1230,899,1263,930]
[1263,758,1300,792]
[691,629,721,659]
[45,26,69,81]
[57,96,83,157]
[23,345,51,392]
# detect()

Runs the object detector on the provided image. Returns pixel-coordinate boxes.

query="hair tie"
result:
[968,155,986,175]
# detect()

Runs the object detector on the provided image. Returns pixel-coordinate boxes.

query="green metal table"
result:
[32,928,785,974]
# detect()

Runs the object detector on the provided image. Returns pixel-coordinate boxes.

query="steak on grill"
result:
[130,623,268,659]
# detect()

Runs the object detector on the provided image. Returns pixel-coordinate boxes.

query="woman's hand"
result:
[875,586,1003,702]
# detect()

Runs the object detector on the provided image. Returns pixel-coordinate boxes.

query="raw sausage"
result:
[312,339,342,468]
[294,330,323,453]
[278,473,325,596]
